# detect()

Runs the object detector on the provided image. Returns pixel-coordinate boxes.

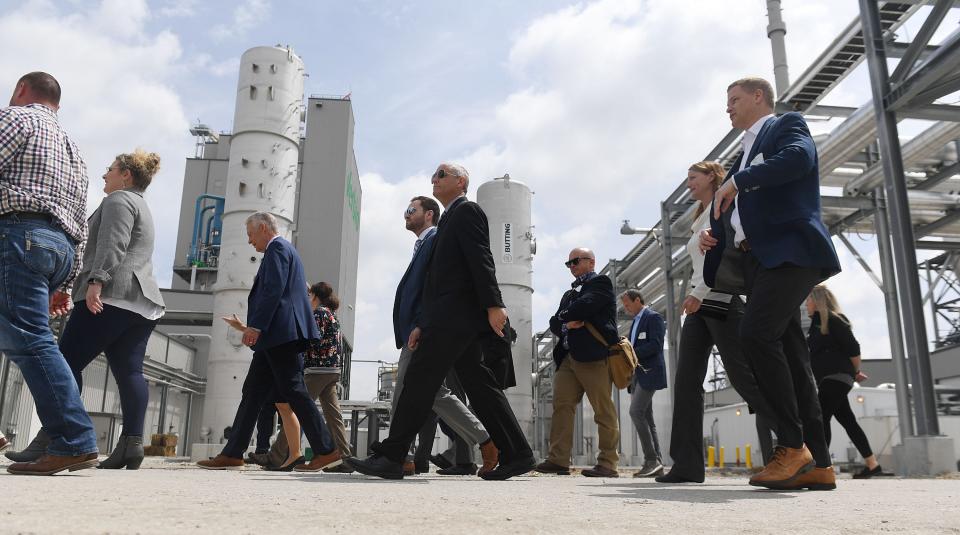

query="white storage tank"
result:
[201,46,306,439]
[477,174,535,440]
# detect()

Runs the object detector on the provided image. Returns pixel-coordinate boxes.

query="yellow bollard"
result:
[707,446,715,468]
[745,444,753,469]
[736,446,741,466]
[719,446,725,468]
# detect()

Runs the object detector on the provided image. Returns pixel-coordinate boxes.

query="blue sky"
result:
[2,0,957,400]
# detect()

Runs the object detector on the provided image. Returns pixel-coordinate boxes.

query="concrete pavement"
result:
[3,458,959,534]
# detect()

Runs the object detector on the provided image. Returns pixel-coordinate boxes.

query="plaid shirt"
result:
[0,103,88,291]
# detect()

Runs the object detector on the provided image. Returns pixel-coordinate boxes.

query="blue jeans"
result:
[0,218,97,456]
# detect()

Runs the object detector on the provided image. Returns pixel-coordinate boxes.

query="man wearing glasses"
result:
[389,195,498,476]
[536,248,620,478]
[348,163,535,480]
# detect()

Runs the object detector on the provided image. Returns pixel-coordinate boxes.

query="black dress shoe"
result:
[414,461,429,474]
[437,463,478,476]
[345,454,405,480]
[479,455,535,481]
[655,470,702,484]
[263,456,306,472]
[429,454,452,470]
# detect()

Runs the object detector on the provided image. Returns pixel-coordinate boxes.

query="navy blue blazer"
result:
[392,227,437,349]
[548,274,618,367]
[247,237,320,352]
[630,308,667,391]
[704,112,840,286]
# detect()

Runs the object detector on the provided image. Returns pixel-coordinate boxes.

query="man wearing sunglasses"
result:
[348,163,535,480]
[390,195,498,476]
[536,248,620,478]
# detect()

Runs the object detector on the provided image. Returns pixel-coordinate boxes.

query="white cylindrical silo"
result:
[477,175,535,440]
[200,46,305,439]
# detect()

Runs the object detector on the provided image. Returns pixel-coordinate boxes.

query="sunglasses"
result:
[432,168,457,180]
[564,256,592,268]
[404,206,418,217]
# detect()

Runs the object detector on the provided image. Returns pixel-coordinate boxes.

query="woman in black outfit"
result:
[806,284,882,479]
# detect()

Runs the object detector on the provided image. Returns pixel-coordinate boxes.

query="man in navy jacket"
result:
[621,290,666,478]
[702,77,839,490]
[197,212,341,472]
[536,248,620,478]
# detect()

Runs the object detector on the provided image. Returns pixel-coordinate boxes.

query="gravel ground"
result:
[3,458,959,534]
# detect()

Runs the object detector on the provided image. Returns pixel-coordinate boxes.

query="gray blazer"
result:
[72,188,165,309]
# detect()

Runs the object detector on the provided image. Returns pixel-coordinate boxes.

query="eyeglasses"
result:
[432,168,458,181]
[564,257,592,268]
[404,206,418,216]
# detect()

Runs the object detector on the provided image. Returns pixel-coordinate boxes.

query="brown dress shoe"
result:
[197,454,244,470]
[479,440,499,476]
[7,452,99,476]
[749,445,814,488]
[534,460,571,475]
[779,466,837,491]
[293,450,342,472]
[402,461,416,476]
[582,465,619,478]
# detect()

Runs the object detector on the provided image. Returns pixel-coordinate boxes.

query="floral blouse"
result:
[303,306,342,369]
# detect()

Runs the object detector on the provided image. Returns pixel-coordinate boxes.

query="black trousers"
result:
[372,328,531,464]
[413,412,439,465]
[255,402,277,453]
[221,341,335,458]
[741,255,831,467]
[668,297,777,481]
[818,379,873,458]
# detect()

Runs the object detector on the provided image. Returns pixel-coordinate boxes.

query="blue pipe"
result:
[189,194,225,265]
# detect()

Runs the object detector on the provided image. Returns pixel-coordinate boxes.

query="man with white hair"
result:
[197,212,342,472]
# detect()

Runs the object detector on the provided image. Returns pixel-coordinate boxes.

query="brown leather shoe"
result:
[749,445,814,488]
[779,466,837,491]
[402,461,416,476]
[7,452,99,475]
[582,465,619,478]
[479,440,499,476]
[197,454,244,470]
[293,450,342,472]
[534,460,571,475]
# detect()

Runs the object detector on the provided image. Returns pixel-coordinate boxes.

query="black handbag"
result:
[712,246,749,296]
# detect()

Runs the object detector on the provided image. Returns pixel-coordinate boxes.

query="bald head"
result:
[9,72,61,109]
[566,247,596,277]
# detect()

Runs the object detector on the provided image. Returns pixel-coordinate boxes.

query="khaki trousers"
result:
[267,372,352,464]
[547,356,620,470]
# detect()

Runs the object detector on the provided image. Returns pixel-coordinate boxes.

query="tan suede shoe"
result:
[7,452,99,475]
[293,450,342,472]
[196,454,244,470]
[779,466,837,491]
[749,445,814,488]
[479,440,499,476]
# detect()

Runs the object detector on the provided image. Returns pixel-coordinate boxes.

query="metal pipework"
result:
[766,0,790,97]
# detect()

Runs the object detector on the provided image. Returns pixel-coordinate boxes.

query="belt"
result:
[738,239,751,252]
[0,211,53,222]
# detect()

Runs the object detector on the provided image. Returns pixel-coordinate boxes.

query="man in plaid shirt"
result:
[0,72,98,475]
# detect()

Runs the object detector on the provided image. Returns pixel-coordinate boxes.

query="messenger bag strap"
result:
[584,322,609,348]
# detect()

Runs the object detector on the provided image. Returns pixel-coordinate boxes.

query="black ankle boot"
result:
[98,435,144,470]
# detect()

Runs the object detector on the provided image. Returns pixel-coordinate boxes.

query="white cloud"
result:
[0,1,194,287]
[210,0,270,41]
[159,0,198,18]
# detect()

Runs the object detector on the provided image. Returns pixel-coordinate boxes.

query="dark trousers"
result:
[221,341,335,459]
[59,303,157,437]
[742,256,831,467]
[444,370,474,464]
[413,412,439,465]
[255,402,277,453]
[818,379,873,458]
[669,297,777,481]
[372,328,531,464]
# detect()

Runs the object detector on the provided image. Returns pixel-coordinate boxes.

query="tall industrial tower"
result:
[202,46,306,436]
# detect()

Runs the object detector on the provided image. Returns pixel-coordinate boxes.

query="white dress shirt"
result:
[730,114,775,246]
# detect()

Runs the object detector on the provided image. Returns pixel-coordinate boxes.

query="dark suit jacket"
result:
[419,196,505,334]
[480,321,517,390]
[247,237,319,352]
[704,112,841,286]
[630,308,667,391]
[393,227,437,349]
[548,274,617,367]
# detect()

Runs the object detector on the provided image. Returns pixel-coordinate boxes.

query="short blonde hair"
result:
[688,161,726,218]
[728,77,775,109]
[115,149,161,190]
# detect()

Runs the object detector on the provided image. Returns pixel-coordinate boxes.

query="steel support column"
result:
[860,0,939,435]
[660,202,679,389]
[873,190,914,440]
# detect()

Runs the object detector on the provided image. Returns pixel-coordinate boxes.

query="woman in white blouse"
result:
[656,161,775,483]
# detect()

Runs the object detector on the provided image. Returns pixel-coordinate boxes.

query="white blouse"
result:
[684,204,732,303]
